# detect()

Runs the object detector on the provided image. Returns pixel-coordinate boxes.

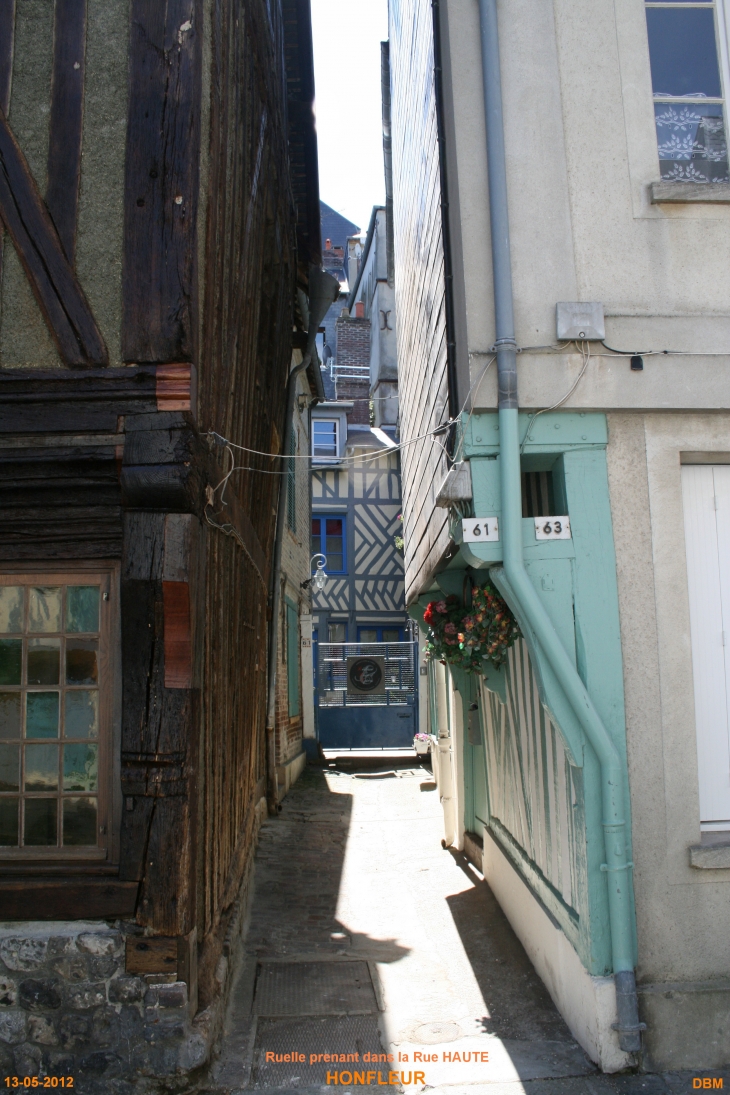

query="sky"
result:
[311,0,389,235]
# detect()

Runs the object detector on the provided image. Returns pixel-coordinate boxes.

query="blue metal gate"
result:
[316,641,418,748]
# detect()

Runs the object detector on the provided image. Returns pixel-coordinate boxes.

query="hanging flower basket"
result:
[422,585,520,673]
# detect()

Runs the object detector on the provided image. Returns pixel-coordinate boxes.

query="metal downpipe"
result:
[476,0,642,1052]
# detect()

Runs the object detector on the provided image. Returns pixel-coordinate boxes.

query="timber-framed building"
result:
[0,0,322,1084]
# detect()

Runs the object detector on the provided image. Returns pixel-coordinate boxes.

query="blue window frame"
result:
[357,626,405,643]
[311,515,346,574]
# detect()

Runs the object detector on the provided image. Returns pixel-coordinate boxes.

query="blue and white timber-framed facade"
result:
[311,421,408,649]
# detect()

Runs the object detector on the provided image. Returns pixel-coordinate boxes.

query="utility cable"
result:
[520,340,592,454]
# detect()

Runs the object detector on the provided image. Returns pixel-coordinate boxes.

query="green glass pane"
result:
[0,798,18,846]
[64,691,98,739]
[0,640,21,685]
[63,743,98,792]
[26,692,59,739]
[65,640,98,685]
[360,630,378,643]
[66,587,100,633]
[0,588,23,633]
[27,638,60,685]
[24,743,58,790]
[0,693,21,740]
[28,587,62,633]
[0,744,19,791]
[62,797,97,846]
[24,798,57,846]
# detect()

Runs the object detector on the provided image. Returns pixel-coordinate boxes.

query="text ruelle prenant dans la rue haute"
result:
[263,1049,491,1086]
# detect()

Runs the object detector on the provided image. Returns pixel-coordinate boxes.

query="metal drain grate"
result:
[254,961,377,1017]
[250,1015,396,1090]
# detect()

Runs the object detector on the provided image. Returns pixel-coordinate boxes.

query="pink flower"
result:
[435,600,448,614]
[444,622,457,634]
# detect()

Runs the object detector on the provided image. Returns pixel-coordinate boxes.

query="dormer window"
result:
[312,419,339,460]
[646,0,730,183]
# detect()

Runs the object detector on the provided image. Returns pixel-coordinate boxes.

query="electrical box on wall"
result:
[556,302,605,341]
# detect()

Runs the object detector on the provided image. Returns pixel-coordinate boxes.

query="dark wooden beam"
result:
[0,879,139,920]
[0,2,15,121]
[0,109,108,365]
[0,0,16,292]
[46,0,87,264]
[122,0,202,363]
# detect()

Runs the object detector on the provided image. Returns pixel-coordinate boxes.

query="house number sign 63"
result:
[535,516,571,540]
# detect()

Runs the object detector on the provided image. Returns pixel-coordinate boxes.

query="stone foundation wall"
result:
[0,922,196,1093]
[0,815,265,1094]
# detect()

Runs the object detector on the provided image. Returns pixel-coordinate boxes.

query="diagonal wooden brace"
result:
[0,107,108,366]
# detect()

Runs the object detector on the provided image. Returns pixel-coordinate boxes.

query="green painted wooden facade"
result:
[421,411,637,977]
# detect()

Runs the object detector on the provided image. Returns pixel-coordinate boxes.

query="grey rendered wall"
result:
[607,413,730,1069]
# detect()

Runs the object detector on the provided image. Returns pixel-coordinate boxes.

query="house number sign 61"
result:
[462,517,500,543]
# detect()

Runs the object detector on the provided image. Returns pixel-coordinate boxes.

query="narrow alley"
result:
[201,764,711,1095]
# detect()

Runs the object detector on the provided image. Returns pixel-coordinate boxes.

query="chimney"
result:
[355,301,365,319]
[325,238,332,250]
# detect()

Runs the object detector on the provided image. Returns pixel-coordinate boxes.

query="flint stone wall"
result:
[0,921,206,1094]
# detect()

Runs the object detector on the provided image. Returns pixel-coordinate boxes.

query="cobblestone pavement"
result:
[197,762,727,1095]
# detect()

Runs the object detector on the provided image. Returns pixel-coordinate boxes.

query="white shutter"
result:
[682,465,730,827]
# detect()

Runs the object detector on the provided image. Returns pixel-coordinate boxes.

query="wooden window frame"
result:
[0,563,120,866]
[645,0,730,183]
[311,418,340,461]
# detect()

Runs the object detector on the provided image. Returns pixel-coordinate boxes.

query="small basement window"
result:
[522,470,556,518]
[0,570,114,860]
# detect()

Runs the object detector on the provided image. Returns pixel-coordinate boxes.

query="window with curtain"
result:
[0,572,113,858]
[646,0,729,182]
[311,515,346,574]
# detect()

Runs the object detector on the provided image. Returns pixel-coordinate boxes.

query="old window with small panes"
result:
[646,0,730,182]
[0,571,114,859]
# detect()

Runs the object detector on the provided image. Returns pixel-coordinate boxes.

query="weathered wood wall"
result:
[388,0,451,602]
[195,0,298,1001]
[0,0,314,1008]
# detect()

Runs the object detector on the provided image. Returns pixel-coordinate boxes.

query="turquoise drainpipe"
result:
[476,0,643,1051]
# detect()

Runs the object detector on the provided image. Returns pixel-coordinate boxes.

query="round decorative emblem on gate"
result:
[348,657,383,693]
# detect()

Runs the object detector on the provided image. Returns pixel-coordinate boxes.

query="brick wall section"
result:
[335,314,371,424]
